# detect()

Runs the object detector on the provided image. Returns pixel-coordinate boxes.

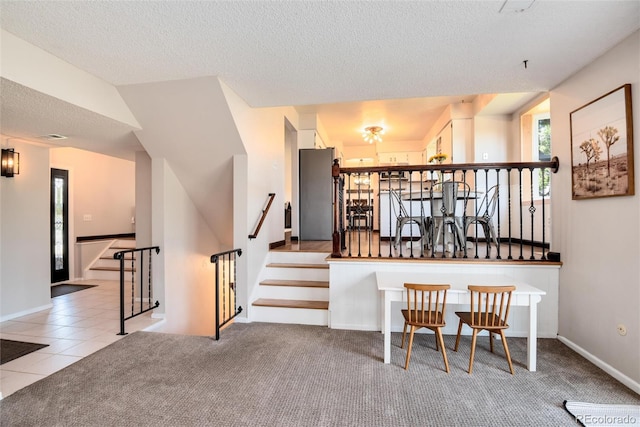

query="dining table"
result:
[376,271,546,371]
[400,189,482,251]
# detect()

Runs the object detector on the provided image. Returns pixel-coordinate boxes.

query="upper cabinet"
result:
[377,151,423,165]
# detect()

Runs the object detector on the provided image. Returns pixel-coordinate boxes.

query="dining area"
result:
[337,159,558,261]
[348,176,500,259]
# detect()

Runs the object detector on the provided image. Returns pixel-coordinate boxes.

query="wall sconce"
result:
[1,148,20,177]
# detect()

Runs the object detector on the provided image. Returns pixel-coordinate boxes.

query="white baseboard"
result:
[142,319,166,332]
[558,335,640,395]
[151,312,165,319]
[0,303,53,322]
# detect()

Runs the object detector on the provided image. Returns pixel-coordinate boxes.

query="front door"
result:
[51,168,69,283]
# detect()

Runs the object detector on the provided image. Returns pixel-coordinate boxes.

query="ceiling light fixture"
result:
[362,126,384,144]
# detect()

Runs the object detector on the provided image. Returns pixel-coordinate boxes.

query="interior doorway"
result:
[51,168,69,283]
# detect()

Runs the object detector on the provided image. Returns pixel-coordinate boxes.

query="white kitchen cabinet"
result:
[377,151,422,165]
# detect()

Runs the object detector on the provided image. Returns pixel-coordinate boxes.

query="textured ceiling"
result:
[1,0,639,153]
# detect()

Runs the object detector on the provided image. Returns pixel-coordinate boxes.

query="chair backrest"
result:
[404,283,450,326]
[467,285,515,328]
[475,184,499,219]
[389,188,424,219]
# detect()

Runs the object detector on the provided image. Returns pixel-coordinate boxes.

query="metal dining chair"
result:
[465,184,499,253]
[389,188,429,252]
[429,181,471,254]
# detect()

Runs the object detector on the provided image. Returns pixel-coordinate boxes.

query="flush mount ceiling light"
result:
[362,126,384,144]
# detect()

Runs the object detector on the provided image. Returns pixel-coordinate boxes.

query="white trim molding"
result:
[558,335,640,395]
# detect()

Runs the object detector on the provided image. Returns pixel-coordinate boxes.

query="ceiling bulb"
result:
[362,126,384,144]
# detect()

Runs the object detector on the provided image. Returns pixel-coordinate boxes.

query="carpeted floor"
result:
[0,339,49,365]
[0,323,638,426]
[50,283,97,298]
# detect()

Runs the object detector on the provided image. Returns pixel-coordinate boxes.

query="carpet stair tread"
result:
[260,279,329,288]
[252,298,328,310]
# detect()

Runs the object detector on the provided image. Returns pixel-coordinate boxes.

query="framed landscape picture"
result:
[570,84,634,200]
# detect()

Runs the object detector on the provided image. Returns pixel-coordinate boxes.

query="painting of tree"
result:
[570,84,634,200]
[579,138,601,172]
[597,126,620,177]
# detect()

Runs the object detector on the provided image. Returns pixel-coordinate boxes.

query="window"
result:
[533,113,551,197]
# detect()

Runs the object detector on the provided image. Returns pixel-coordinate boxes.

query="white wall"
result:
[552,30,640,389]
[50,147,135,237]
[151,158,220,335]
[0,139,51,320]
[473,115,510,163]
[135,150,152,248]
[221,81,300,319]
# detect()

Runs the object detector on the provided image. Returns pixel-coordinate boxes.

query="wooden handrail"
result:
[336,157,560,176]
[249,193,276,239]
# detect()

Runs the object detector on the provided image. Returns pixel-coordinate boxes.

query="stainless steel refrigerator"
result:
[299,148,335,240]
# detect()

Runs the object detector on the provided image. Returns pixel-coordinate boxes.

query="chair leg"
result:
[468,329,479,374]
[489,331,494,353]
[394,222,401,249]
[401,321,408,349]
[404,326,416,370]
[499,330,515,375]
[489,223,499,248]
[454,319,463,351]
[436,328,450,373]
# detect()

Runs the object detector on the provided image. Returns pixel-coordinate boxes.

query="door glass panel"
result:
[53,176,65,271]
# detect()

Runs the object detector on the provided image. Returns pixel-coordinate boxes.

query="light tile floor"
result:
[0,279,160,399]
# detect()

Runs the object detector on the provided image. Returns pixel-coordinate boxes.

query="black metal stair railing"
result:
[332,157,560,261]
[210,248,243,340]
[113,246,160,335]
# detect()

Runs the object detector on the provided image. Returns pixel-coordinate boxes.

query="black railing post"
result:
[118,255,126,336]
[114,246,160,336]
[211,248,243,340]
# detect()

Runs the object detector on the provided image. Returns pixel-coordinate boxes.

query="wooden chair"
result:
[454,285,516,374]
[401,283,450,372]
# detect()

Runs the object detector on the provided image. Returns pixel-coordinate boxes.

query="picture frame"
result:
[570,84,634,200]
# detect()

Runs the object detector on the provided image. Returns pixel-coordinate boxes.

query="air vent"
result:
[39,134,68,140]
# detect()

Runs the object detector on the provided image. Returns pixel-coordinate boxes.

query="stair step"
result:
[90,266,136,272]
[260,279,329,288]
[266,263,329,269]
[252,298,328,310]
